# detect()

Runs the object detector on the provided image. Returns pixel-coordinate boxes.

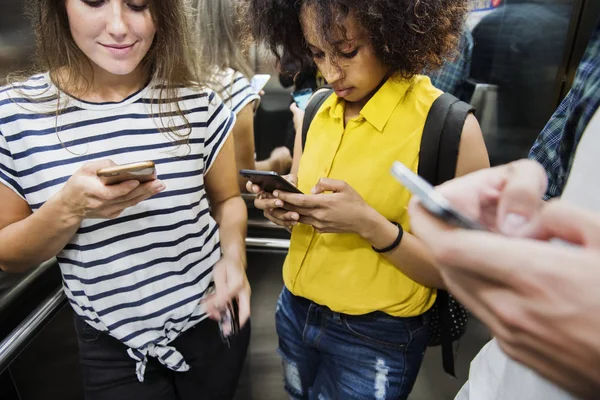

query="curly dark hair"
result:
[248,0,469,79]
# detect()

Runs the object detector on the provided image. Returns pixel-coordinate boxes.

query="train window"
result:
[463,0,578,166]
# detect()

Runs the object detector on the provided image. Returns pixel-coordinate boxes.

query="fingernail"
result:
[273,191,279,198]
[501,213,528,235]
[275,200,283,207]
[311,187,317,194]
[156,182,166,192]
[292,213,299,221]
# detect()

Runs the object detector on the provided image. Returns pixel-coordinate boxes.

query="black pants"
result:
[74,315,250,400]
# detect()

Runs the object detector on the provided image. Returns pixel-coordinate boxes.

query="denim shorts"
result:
[275,287,430,400]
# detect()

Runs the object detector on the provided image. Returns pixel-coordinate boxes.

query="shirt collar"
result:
[319,76,413,132]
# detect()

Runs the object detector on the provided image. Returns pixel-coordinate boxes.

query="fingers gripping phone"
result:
[390,161,486,230]
[97,161,156,185]
[219,299,240,346]
[292,88,313,111]
[239,169,303,194]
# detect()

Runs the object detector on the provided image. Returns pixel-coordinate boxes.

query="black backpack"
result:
[301,89,473,377]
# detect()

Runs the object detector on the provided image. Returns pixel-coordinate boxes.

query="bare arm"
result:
[233,103,292,191]
[361,115,490,288]
[290,103,304,177]
[289,88,331,177]
[205,134,251,325]
[0,184,80,272]
[206,134,248,267]
[232,103,259,190]
[0,161,165,272]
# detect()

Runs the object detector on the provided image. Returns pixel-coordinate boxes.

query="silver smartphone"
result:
[391,161,486,230]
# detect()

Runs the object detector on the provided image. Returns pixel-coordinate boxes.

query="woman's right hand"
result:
[56,160,166,221]
[246,175,300,228]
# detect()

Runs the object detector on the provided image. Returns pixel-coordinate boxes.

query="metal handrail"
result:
[0,286,66,373]
[246,237,290,250]
[248,219,288,230]
[0,259,58,315]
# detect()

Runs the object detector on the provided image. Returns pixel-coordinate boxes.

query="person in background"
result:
[529,18,600,199]
[428,27,474,101]
[247,0,490,398]
[471,0,573,166]
[195,0,291,191]
[0,0,250,398]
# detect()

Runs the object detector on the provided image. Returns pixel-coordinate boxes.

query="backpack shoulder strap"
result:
[418,92,474,378]
[301,88,334,150]
[418,93,475,185]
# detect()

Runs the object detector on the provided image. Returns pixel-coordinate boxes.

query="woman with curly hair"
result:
[247,0,490,398]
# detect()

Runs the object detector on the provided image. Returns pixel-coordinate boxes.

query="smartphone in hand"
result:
[390,161,485,230]
[97,161,156,185]
[240,169,302,194]
[292,88,313,111]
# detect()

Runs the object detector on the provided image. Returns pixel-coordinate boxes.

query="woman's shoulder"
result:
[0,73,56,119]
[406,75,444,110]
[152,82,219,107]
[212,68,248,88]
[0,73,53,99]
[163,84,233,121]
[411,75,443,97]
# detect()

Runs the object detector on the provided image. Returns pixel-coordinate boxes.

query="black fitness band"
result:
[372,222,404,253]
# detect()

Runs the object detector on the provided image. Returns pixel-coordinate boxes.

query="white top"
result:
[455,110,600,400]
[212,68,260,114]
[0,73,235,381]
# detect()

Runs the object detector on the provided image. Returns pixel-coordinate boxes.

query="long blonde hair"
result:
[16,0,207,144]
[194,0,254,84]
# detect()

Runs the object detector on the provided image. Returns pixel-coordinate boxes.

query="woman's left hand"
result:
[274,178,374,234]
[203,255,251,327]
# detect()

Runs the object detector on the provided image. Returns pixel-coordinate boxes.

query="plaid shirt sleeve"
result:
[529,93,572,200]
[429,29,474,98]
[529,20,600,200]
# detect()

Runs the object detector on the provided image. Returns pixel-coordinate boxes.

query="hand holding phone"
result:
[240,169,303,194]
[391,161,485,230]
[97,161,156,185]
[292,88,313,111]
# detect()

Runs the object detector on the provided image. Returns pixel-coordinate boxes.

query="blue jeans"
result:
[275,287,430,400]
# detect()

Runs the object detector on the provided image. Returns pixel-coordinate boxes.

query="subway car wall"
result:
[0,0,599,399]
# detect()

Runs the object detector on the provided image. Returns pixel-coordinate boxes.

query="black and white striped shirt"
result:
[0,74,235,381]
[212,68,260,114]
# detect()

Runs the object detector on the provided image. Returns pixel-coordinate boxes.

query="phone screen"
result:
[240,169,303,194]
[390,161,486,230]
[292,88,313,111]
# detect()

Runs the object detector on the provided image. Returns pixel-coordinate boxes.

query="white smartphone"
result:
[391,161,486,230]
[250,74,271,93]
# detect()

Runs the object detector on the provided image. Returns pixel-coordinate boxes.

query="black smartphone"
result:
[240,169,303,194]
[292,88,313,111]
[390,161,486,230]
